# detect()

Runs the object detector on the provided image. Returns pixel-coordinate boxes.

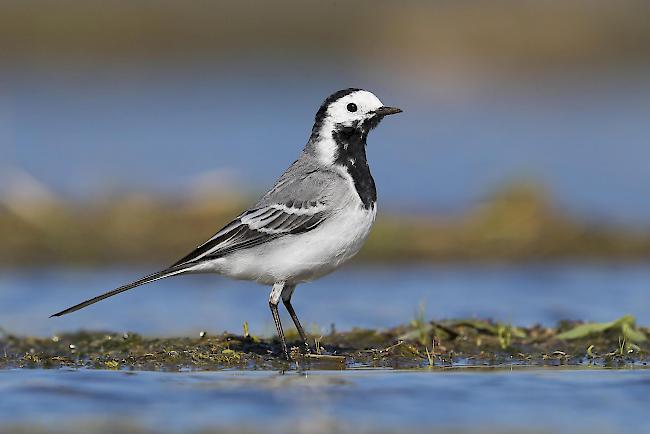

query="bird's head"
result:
[308,88,401,165]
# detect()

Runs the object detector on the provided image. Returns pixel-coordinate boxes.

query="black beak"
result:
[373,106,402,117]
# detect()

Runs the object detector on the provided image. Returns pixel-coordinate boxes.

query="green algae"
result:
[556,314,646,342]
[1,316,648,371]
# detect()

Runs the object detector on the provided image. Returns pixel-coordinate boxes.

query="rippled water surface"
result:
[1,368,648,434]
[1,266,649,433]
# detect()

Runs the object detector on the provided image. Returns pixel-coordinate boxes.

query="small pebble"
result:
[69,344,76,350]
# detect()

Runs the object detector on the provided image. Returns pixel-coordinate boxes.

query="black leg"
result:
[269,282,290,360]
[283,298,310,353]
[269,300,289,360]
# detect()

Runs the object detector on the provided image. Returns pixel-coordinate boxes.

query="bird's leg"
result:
[281,284,310,354]
[269,282,289,360]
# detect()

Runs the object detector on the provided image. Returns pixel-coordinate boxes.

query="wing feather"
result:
[171,201,329,267]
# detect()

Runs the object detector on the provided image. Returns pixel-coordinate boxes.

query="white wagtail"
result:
[52,88,401,359]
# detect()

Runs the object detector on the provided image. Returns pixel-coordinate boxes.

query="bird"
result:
[51,88,402,360]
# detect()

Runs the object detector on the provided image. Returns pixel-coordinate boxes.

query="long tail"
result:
[50,265,189,317]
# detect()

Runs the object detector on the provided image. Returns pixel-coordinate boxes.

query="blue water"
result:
[2,265,649,433]
[1,265,648,337]
[1,368,648,433]
[2,65,650,223]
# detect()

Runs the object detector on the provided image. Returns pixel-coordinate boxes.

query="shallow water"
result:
[0,367,648,434]
[1,264,649,337]
[2,266,649,433]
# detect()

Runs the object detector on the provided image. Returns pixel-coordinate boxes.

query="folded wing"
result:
[171,200,329,267]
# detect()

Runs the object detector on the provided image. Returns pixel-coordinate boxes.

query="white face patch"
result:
[313,90,384,165]
[325,90,384,127]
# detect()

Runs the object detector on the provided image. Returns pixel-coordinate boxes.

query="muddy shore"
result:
[2,316,647,371]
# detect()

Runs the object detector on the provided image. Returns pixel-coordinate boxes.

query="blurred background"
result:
[1,0,649,337]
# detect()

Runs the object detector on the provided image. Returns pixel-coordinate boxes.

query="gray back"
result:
[256,154,346,208]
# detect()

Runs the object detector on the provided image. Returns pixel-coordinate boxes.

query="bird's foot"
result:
[288,343,311,361]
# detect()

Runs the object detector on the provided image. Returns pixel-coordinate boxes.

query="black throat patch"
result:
[332,121,377,209]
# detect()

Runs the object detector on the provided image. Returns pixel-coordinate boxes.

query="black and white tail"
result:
[50,266,189,317]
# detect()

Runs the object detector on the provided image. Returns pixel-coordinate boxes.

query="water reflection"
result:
[1,368,648,433]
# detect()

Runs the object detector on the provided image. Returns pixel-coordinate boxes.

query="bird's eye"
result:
[346,103,357,112]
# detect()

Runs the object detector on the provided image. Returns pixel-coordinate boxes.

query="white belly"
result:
[194,202,376,285]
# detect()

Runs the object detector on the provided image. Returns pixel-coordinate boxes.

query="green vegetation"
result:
[3,182,650,267]
[2,315,647,371]
[556,314,646,343]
